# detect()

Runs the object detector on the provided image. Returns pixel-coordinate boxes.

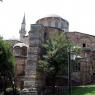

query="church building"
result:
[7,15,95,90]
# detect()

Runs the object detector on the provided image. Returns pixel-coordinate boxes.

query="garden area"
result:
[50,85,95,95]
[70,85,95,95]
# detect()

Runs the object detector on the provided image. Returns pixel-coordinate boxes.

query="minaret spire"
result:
[20,13,26,32]
[19,13,26,42]
[22,13,26,24]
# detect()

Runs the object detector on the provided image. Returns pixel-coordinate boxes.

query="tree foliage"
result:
[38,32,83,93]
[0,38,15,74]
[39,33,71,73]
[0,38,15,92]
[38,33,73,93]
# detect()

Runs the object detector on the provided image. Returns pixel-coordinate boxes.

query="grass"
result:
[65,85,95,95]
[51,85,95,95]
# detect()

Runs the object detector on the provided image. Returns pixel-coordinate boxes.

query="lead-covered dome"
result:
[13,42,28,56]
[13,42,28,48]
[36,15,69,32]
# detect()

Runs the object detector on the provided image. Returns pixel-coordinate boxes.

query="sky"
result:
[0,0,95,40]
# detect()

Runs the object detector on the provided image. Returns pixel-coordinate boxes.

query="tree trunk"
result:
[51,66,58,94]
[52,74,56,94]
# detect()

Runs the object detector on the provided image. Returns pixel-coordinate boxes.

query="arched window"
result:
[61,22,64,29]
[82,43,86,47]
[14,46,20,56]
[21,46,27,56]
[55,21,58,28]
[73,60,80,72]
[44,32,48,41]
[48,21,51,26]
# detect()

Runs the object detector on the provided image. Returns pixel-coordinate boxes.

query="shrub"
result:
[5,88,20,95]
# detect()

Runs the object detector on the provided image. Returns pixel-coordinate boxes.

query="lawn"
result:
[51,85,95,95]
[64,85,95,95]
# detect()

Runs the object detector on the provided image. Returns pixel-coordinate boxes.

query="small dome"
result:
[45,14,61,18]
[13,43,28,48]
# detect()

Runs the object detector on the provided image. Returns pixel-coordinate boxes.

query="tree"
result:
[38,33,72,93]
[0,38,15,93]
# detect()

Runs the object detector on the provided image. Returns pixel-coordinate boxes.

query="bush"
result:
[5,88,20,95]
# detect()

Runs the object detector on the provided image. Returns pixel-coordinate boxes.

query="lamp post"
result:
[67,48,80,95]
[12,81,15,95]
[12,80,16,95]
[68,49,75,95]
[68,49,71,95]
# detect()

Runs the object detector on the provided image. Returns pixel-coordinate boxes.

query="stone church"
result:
[7,15,95,90]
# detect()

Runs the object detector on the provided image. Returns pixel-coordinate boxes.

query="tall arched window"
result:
[48,21,51,26]
[61,22,64,29]
[55,21,58,28]
[21,46,27,56]
[14,46,20,56]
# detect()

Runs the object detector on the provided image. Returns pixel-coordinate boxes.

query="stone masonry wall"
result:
[24,24,44,92]
[65,32,95,48]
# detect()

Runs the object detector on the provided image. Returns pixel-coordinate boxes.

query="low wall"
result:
[20,91,38,95]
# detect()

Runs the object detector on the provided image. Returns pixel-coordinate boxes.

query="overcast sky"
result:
[0,0,95,39]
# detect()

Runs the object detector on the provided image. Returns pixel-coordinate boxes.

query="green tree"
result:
[0,38,15,93]
[39,33,72,93]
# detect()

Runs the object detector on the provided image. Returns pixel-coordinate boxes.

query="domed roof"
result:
[45,14,61,18]
[36,15,69,32]
[13,42,28,48]
[36,14,69,24]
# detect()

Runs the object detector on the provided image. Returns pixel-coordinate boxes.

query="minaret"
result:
[19,14,26,42]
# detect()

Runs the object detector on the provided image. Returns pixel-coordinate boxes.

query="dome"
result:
[36,15,69,32]
[45,14,61,18]
[13,43,28,48]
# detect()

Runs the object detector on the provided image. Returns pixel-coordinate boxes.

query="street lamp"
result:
[68,49,75,95]
[68,49,71,95]
[68,47,82,95]
[12,81,15,95]
[12,80,16,95]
